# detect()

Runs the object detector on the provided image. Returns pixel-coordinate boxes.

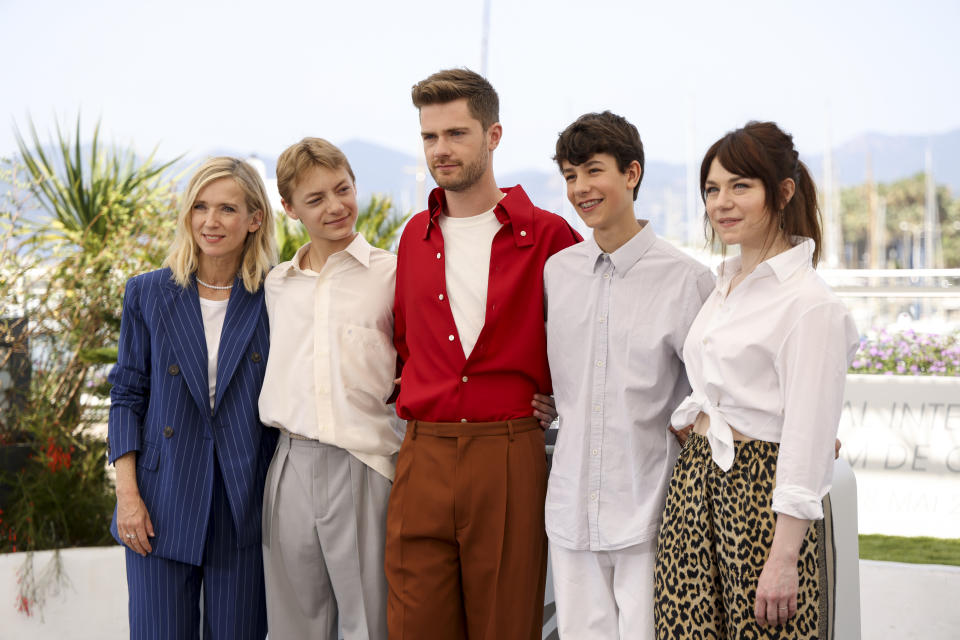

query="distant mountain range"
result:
[806,129,960,190]
[8,129,960,241]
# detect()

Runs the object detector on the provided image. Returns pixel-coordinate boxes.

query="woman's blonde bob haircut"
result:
[164,157,277,292]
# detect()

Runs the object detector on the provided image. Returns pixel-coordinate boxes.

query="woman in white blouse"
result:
[653,121,859,640]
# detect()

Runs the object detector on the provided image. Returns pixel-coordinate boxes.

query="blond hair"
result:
[164,157,277,292]
[411,68,500,130]
[276,138,355,203]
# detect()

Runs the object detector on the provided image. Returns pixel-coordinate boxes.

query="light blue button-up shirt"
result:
[544,222,715,551]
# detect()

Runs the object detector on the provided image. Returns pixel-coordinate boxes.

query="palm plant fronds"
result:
[275,212,310,263]
[13,115,181,245]
[355,194,410,251]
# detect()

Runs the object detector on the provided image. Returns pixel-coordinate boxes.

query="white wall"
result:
[839,375,960,537]
[0,547,128,639]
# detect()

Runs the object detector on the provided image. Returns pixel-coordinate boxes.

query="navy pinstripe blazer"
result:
[107,268,278,566]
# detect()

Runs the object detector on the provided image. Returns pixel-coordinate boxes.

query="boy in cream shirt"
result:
[258,137,401,640]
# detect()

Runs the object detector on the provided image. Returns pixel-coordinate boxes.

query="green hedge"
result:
[859,534,960,566]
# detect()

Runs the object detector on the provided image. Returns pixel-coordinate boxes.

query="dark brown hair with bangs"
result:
[554,111,645,200]
[700,121,822,265]
[411,68,500,130]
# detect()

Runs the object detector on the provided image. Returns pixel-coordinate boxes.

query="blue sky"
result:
[2,0,958,174]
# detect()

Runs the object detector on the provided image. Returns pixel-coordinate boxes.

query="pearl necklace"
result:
[196,276,234,290]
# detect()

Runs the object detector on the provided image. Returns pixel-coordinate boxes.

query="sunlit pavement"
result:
[860,560,960,639]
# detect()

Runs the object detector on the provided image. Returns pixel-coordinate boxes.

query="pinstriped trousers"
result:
[124,456,267,640]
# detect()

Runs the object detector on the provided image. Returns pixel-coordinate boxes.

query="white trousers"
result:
[550,538,656,640]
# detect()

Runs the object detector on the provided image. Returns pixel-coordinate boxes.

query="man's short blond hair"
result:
[276,138,355,203]
[411,68,500,130]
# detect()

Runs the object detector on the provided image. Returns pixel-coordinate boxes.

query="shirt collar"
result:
[764,236,814,281]
[343,232,372,267]
[716,236,814,287]
[281,233,372,277]
[423,185,535,248]
[585,220,656,277]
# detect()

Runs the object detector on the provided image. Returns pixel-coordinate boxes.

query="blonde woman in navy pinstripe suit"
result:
[108,157,278,639]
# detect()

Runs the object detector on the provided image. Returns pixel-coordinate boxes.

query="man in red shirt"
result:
[386,68,581,640]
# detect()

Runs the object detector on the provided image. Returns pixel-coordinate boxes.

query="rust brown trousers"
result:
[385,417,548,640]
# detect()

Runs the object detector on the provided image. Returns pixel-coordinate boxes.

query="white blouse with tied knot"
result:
[671,237,859,520]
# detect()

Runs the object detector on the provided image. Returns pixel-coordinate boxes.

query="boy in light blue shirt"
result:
[543,111,714,639]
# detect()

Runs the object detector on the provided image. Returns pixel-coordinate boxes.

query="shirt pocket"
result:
[337,324,396,403]
[625,323,663,391]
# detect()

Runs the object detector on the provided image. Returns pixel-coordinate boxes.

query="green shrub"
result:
[0,116,179,617]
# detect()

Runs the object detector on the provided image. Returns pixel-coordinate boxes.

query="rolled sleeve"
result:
[771,484,825,520]
[107,276,150,464]
[670,395,702,429]
[772,301,857,520]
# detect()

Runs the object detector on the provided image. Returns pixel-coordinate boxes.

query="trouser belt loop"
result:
[411,420,418,440]
[507,420,515,442]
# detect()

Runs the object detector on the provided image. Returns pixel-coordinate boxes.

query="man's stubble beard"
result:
[430,146,489,193]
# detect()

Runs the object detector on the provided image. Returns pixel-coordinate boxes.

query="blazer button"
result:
[163,426,174,438]
[168,364,180,376]
[251,352,262,363]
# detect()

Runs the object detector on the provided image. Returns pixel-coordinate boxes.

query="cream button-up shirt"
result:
[544,224,715,551]
[671,237,859,520]
[258,235,403,480]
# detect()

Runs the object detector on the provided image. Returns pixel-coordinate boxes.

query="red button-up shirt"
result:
[394,185,582,422]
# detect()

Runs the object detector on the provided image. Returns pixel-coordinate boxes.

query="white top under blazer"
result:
[198,296,229,410]
[671,237,859,520]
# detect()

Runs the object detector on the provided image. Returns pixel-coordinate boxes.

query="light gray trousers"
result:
[262,432,391,640]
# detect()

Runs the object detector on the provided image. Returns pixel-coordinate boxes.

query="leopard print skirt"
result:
[654,433,834,640]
